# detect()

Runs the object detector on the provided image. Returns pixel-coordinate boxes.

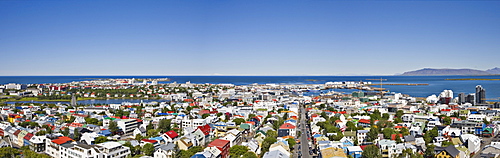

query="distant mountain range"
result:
[400,67,500,76]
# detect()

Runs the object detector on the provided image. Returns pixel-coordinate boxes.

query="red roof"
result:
[208,139,230,148]
[13,130,21,136]
[391,134,403,140]
[24,133,34,140]
[141,139,158,144]
[51,136,73,145]
[165,130,178,139]
[358,119,371,124]
[198,124,211,136]
[279,123,296,129]
[245,121,255,126]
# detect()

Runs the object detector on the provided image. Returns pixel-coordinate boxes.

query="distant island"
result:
[400,67,500,76]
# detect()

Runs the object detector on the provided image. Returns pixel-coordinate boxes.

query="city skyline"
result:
[1,1,499,76]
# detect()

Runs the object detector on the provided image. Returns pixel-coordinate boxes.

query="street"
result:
[294,104,312,158]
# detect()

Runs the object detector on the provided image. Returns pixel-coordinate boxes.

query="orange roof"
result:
[51,136,73,145]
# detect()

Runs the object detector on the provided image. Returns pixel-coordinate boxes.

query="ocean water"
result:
[1,75,500,100]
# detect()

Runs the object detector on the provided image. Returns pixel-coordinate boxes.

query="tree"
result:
[260,137,277,156]
[0,147,19,158]
[400,127,410,136]
[361,145,381,158]
[366,127,379,142]
[242,152,258,158]
[443,116,452,125]
[35,130,46,136]
[233,118,246,125]
[158,119,172,133]
[266,130,277,138]
[382,113,390,120]
[73,128,81,141]
[108,121,119,133]
[229,145,249,158]
[147,129,158,137]
[142,143,155,156]
[424,144,435,158]
[95,136,108,144]
[484,118,490,125]
[22,149,51,158]
[428,127,439,138]
[382,128,396,139]
[202,113,210,119]
[286,138,296,150]
[441,141,454,147]
[395,110,404,118]
[346,121,357,131]
[62,128,70,136]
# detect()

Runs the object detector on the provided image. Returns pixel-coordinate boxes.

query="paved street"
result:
[472,134,498,158]
[295,104,311,158]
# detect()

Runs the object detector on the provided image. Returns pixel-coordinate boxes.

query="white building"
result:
[117,119,140,135]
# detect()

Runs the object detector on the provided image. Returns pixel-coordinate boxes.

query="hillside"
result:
[401,68,492,76]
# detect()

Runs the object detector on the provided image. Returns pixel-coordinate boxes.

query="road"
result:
[472,134,498,158]
[295,104,312,158]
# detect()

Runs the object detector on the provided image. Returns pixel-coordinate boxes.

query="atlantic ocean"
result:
[1,76,500,100]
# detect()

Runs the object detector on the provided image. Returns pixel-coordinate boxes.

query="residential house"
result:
[434,145,460,158]
[378,139,396,158]
[207,139,230,158]
[154,143,177,158]
[346,146,363,158]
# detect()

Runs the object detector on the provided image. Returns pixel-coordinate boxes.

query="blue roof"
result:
[190,154,206,158]
[313,134,323,138]
[99,130,112,136]
[150,137,164,141]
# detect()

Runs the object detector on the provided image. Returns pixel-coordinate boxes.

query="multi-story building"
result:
[116,119,140,135]
[476,85,486,105]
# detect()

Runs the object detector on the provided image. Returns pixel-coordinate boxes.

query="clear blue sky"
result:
[1,1,499,76]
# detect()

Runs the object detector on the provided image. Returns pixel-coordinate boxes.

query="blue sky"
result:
[1,1,499,76]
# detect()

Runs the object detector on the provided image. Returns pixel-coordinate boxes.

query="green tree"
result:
[266,130,277,138]
[142,143,155,156]
[35,130,46,136]
[158,119,172,133]
[233,118,246,125]
[484,118,490,125]
[400,127,410,136]
[382,128,396,139]
[62,128,70,136]
[260,137,277,157]
[147,129,158,137]
[443,116,452,125]
[0,147,19,158]
[229,145,249,158]
[73,128,81,141]
[202,113,210,119]
[382,113,390,120]
[424,144,435,158]
[94,136,108,144]
[108,121,119,133]
[361,145,381,158]
[123,141,136,155]
[395,110,404,118]
[22,149,51,158]
[242,152,258,158]
[366,127,379,142]
[346,121,357,131]
[286,138,296,150]
[428,127,439,138]
[441,141,454,147]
